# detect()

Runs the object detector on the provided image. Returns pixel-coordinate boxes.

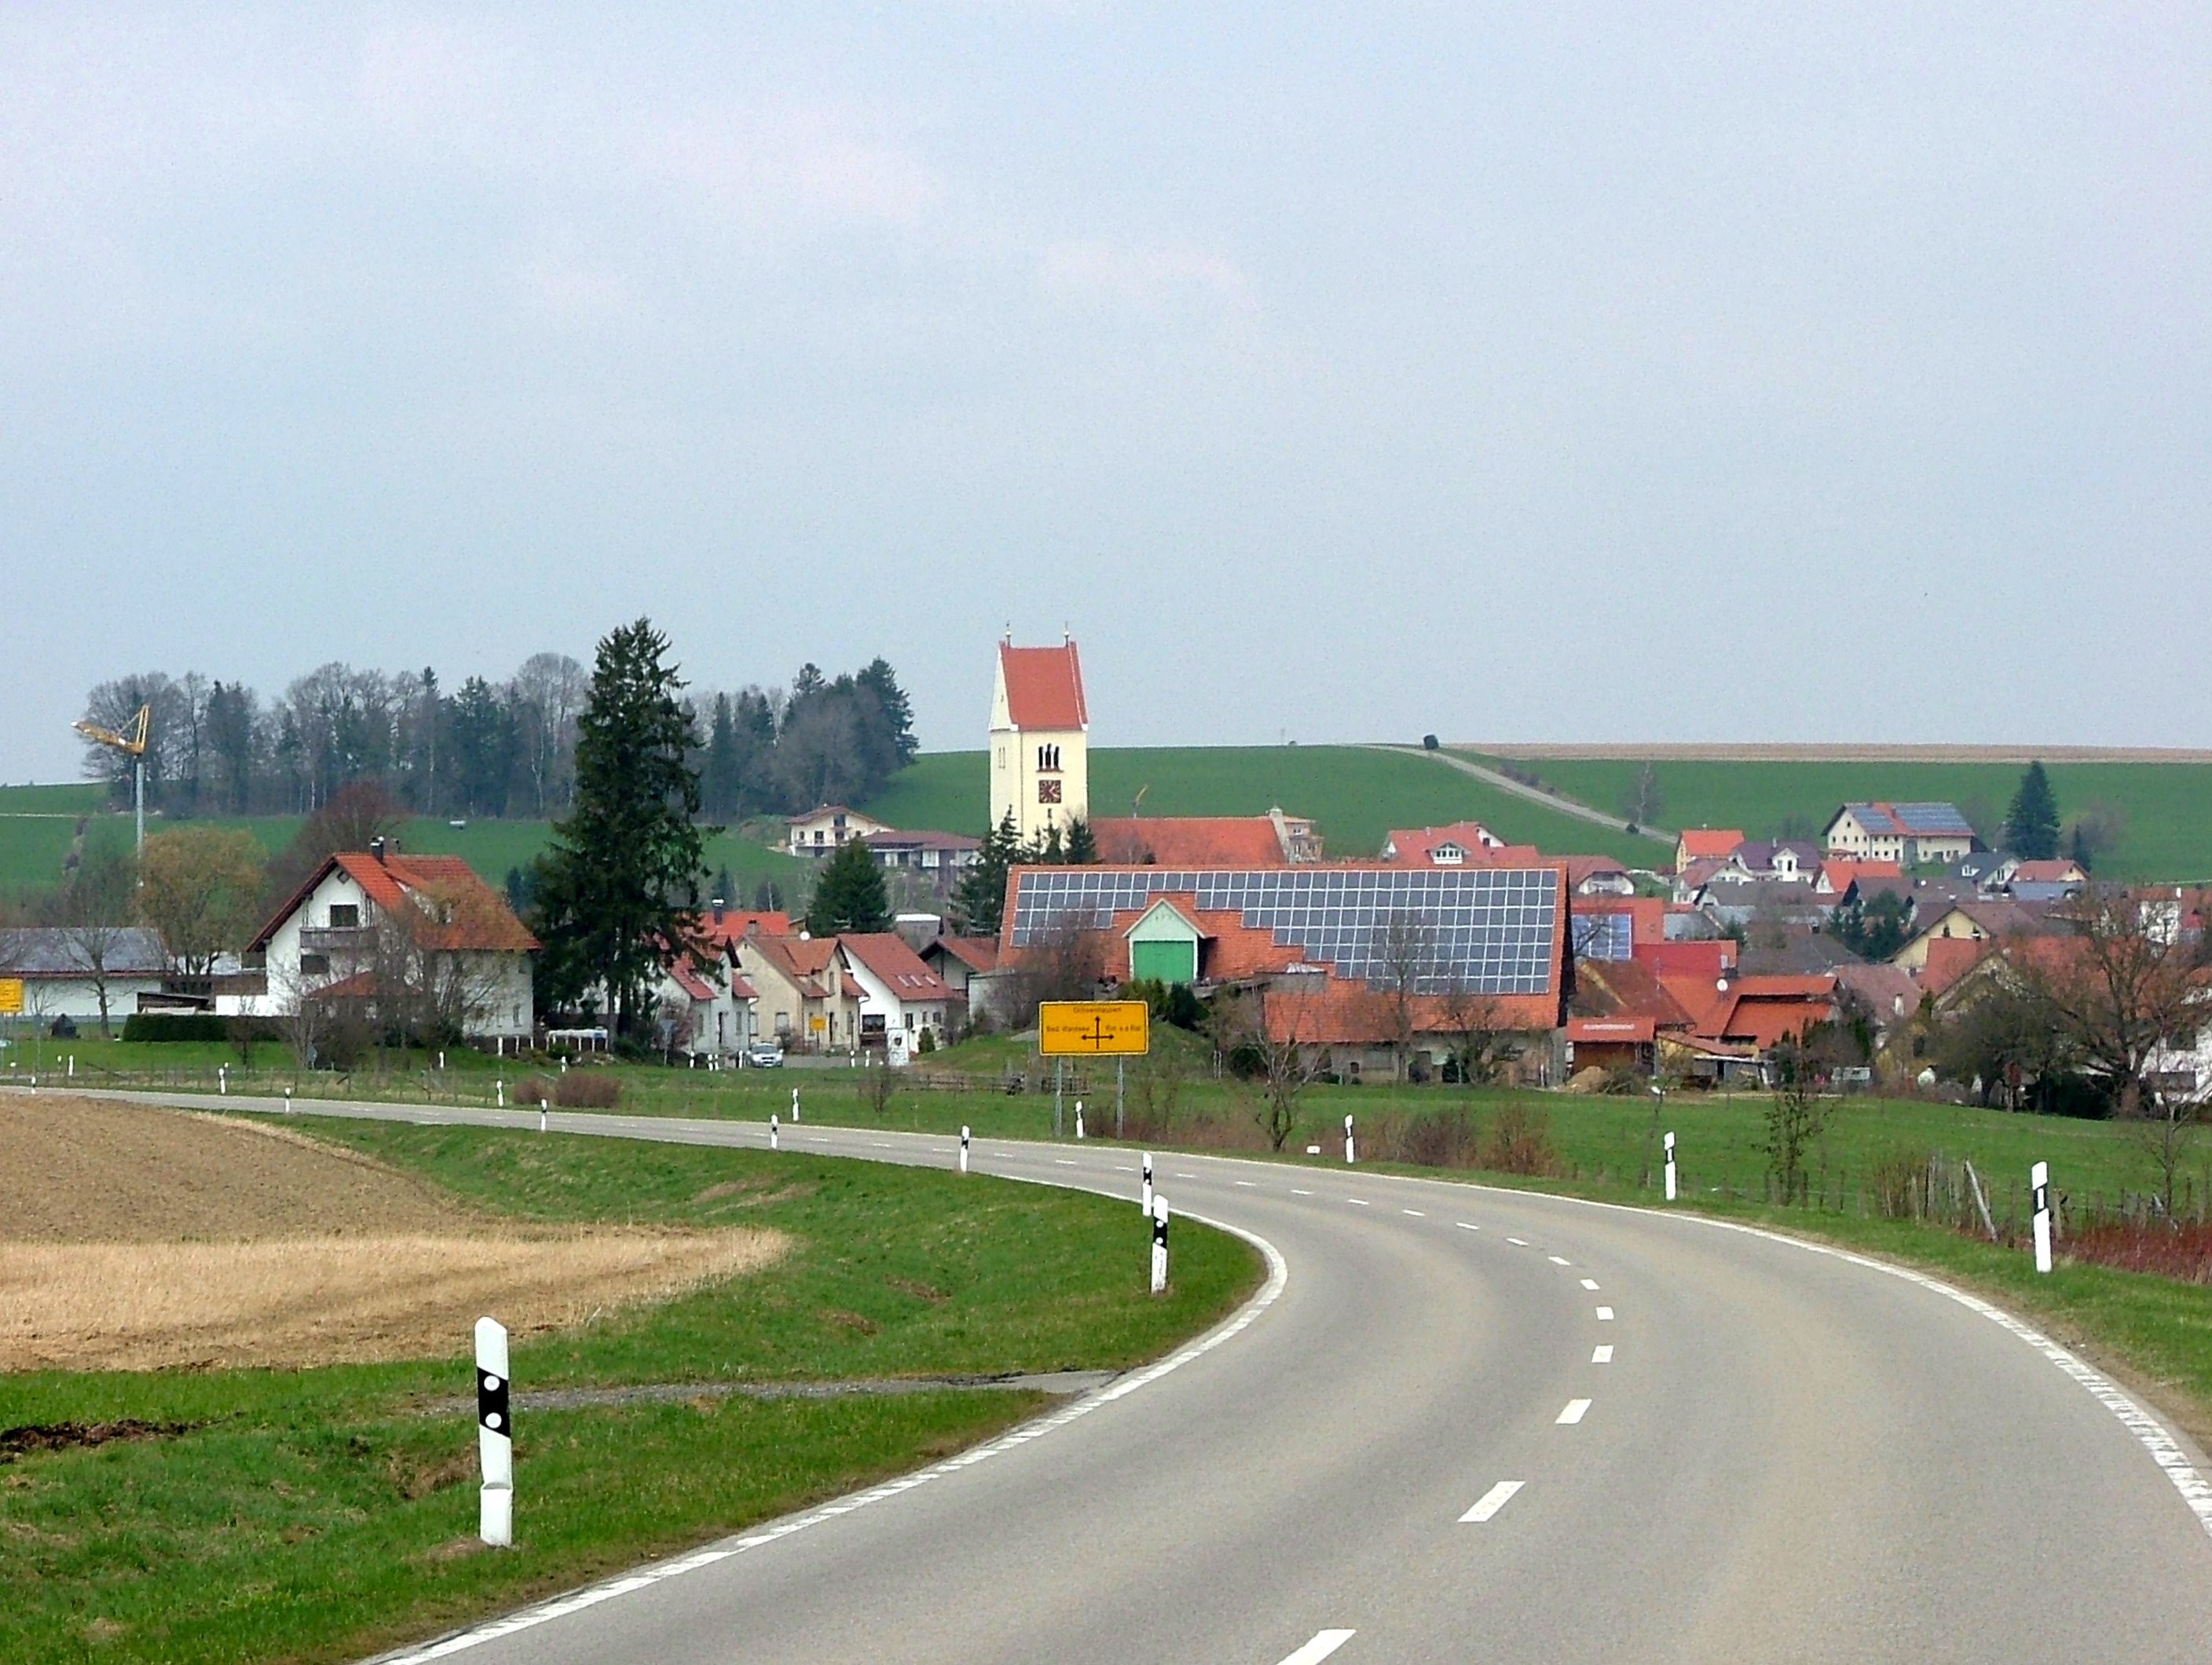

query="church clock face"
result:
[1038,778,1064,805]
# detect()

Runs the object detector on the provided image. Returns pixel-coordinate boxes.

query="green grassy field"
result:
[0,1117,1257,1665]
[866,747,1657,864]
[1480,754,2212,882]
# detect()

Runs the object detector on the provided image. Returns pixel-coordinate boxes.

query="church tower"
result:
[989,635,1089,845]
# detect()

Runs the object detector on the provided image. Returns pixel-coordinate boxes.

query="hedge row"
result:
[119,1013,284,1044]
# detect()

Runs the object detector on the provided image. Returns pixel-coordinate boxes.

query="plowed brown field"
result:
[0,1095,786,1370]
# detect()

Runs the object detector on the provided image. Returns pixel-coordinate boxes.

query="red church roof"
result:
[998,641,1088,730]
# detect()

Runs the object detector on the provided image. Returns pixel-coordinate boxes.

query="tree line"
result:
[78,654,917,825]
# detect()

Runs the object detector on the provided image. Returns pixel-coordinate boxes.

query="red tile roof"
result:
[251,850,538,953]
[1819,859,1903,893]
[1574,959,1697,1030]
[2010,860,2085,884]
[1919,935,1993,998]
[838,933,953,1002]
[694,910,793,950]
[745,935,840,1000]
[1677,829,1745,861]
[1577,896,1668,945]
[1092,817,1289,866]
[1634,939,1737,979]
[931,935,1001,974]
[1381,822,1507,863]
[998,641,1087,730]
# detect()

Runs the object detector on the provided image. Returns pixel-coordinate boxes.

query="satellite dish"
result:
[1716,978,1729,992]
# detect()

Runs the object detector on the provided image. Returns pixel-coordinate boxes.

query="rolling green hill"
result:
[0,787,809,904]
[864,746,1658,865]
[1475,755,2212,882]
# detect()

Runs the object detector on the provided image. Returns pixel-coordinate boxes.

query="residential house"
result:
[1094,813,1318,867]
[245,843,537,1038]
[837,933,958,1051]
[1816,859,1903,896]
[0,926,167,1027]
[786,806,892,857]
[920,935,999,1004]
[733,935,863,1052]
[652,954,757,1061]
[1892,898,2049,974]
[862,830,982,884]
[1823,803,1979,866]
[1674,828,1745,873]
[1562,854,1635,898]
[1949,851,2021,892]
[990,635,1089,844]
[2005,859,2088,904]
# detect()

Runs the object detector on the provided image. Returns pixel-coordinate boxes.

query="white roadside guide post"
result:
[2033,1160,2053,1275]
[283,1085,291,1113]
[218,1064,227,1096]
[475,1316,513,1547]
[791,1085,800,1124]
[959,1125,970,1173]
[770,1112,779,1151]
[1141,1151,1154,1216]
[1075,1099,1085,1140]
[1345,1114,1357,1166]
[538,1102,548,1134]
[496,1078,504,1109]
[1664,1131,1678,1202]
[1150,1194,1170,1295]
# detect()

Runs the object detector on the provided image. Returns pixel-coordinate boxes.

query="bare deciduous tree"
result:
[1000,921,1108,1031]
[1371,909,1438,1082]
[53,847,139,1037]
[1210,990,1320,1151]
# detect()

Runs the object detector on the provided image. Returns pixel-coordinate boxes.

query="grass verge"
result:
[0,1118,1258,1665]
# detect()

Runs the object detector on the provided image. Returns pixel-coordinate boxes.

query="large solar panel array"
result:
[1007,867,1560,995]
[1850,801,1974,837]
[1571,911,1634,961]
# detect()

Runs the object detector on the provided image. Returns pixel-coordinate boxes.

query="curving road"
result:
[100,1092,2212,1662]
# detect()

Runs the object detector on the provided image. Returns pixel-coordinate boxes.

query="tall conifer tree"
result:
[533,620,712,1033]
[2005,761,2061,860]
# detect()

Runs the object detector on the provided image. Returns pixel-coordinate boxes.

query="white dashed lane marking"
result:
[1347,1198,1371,1206]
[1277,1631,1357,1665]
[1456,1221,1479,1231]
[1403,1209,1426,1217]
[1557,1399,1592,1425]
[1592,1345,1614,1363]
[1506,1237,1529,1246]
[1596,1307,1615,1321]
[1459,1480,1525,1523]
[1291,1188,1314,1196]
[1580,1279,1601,1290]
[1547,1255,1570,1265]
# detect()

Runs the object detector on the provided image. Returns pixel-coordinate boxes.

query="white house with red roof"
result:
[836,933,958,1050]
[786,804,892,856]
[650,953,757,1061]
[990,635,1088,845]
[246,840,537,1039]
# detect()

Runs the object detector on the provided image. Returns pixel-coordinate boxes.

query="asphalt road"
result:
[93,1091,2212,1663]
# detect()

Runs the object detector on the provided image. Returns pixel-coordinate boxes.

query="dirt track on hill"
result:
[0,1095,786,1370]
[1461,743,2212,763]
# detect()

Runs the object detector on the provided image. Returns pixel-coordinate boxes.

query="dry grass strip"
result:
[0,1228,789,1372]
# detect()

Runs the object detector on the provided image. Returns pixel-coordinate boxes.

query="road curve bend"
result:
[94,1093,2212,1663]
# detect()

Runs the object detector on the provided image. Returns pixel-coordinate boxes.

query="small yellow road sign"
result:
[0,979,20,1015]
[1038,1000,1150,1056]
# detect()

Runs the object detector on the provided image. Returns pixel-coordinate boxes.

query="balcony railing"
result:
[298,926,376,957]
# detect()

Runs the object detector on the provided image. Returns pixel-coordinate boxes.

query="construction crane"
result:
[72,703,151,856]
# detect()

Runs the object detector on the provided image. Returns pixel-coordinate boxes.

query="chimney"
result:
[712,898,726,925]
[370,836,387,865]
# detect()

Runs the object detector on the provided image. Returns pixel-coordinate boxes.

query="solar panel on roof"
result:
[1007,867,1559,995]
[1573,912,1634,961]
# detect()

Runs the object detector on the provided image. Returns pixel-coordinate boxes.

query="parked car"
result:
[745,1041,785,1068]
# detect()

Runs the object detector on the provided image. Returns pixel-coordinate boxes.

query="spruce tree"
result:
[805,836,892,935]
[954,810,1021,935]
[856,657,919,765]
[1064,817,1098,864]
[532,619,713,1034]
[701,693,742,818]
[2005,761,2061,860]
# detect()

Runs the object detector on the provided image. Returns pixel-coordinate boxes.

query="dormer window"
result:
[1433,843,1464,865]
[1037,743,1061,773]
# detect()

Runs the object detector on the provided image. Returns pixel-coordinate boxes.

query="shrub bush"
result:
[514,1077,553,1107]
[1393,1106,1480,1169]
[552,1071,621,1109]
[1480,1103,1561,1176]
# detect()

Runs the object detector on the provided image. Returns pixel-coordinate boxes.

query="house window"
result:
[328,903,360,928]
[300,953,330,975]
[1038,778,1063,804]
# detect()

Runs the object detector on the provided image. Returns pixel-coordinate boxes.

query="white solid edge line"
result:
[368,1207,1292,1664]
[1595,1306,1614,1321]
[1459,1479,1525,1523]
[1277,1630,1357,1665]
[1592,1345,1614,1363]
[1557,1399,1591,1425]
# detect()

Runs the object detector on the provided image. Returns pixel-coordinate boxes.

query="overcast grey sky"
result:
[5,4,2208,780]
